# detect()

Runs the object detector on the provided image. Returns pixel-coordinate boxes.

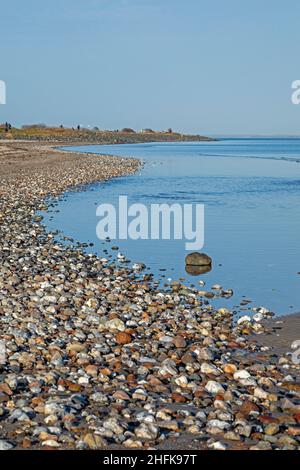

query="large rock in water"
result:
[185,252,212,266]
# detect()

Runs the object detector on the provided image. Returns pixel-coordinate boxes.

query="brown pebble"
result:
[171,392,187,403]
[0,383,13,396]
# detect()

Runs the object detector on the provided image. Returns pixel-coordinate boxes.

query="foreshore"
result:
[0,139,300,451]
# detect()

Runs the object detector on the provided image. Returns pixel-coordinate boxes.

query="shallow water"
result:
[44,139,300,316]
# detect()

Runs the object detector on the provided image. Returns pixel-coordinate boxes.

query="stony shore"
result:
[0,140,300,451]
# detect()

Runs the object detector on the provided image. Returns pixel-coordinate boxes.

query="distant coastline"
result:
[0,125,215,144]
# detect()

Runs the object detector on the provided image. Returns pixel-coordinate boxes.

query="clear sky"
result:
[1,0,300,135]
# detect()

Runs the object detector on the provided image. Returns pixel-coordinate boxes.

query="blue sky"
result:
[1,0,300,135]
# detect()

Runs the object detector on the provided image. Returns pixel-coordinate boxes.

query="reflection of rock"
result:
[185,252,212,266]
[185,264,212,276]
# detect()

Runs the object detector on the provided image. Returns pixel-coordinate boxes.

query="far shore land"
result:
[0,134,300,451]
[0,125,215,144]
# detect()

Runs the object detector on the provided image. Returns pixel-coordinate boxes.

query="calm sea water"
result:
[44,139,300,316]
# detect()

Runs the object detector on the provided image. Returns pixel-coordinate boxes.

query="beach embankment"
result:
[0,127,214,144]
[0,140,299,451]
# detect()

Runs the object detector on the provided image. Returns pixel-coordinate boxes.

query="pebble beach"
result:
[0,140,300,451]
